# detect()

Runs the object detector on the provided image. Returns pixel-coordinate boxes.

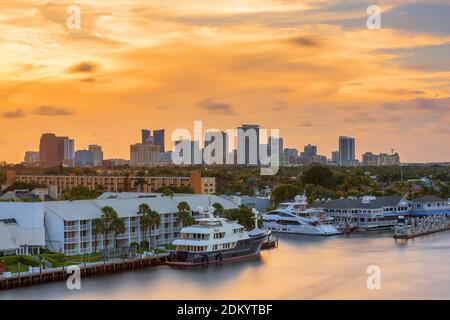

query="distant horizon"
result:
[1,1,450,164]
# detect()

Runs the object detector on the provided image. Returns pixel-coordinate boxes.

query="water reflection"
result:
[2,232,450,299]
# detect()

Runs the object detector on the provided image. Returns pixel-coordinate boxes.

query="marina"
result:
[394,215,450,239]
[2,232,450,299]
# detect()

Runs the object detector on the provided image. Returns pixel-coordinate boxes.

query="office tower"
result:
[88,144,103,166]
[304,144,317,156]
[75,150,94,167]
[130,142,161,167]
[331,151,340,164]
[24,151,40,166]
[237,124,260,165]
[63,138,75,166]
[267,136,283,164]
[283,148,299,166]
[174,139,202,165]
[204,131,229,164]
[153,129,165,153]
[141,129,151,144]
[339,136,356,166]
[39,133,74,167]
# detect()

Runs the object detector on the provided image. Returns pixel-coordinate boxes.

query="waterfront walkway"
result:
[0,253,168,290]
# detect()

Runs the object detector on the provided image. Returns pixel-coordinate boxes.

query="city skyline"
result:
[1,1,450,163]
[20,128,403,167]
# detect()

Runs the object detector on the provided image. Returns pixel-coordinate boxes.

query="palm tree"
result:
[138,203,152,249]
[100,206,118,250]
[112,217,126,249]
[177,201,194,227]
[161,188,174,197]
[147,210,161,248]
[92,218,104,253]
[212,202,224,216]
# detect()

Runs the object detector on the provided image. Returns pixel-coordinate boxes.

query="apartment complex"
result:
[0,195,237,256]
[7,171,216,195]
[362,152,400,166]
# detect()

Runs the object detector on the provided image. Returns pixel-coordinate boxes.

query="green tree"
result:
[161,188,174,197]
[92,218,104,253]
[61,186,101,200]
[272,184,302,204]
[177,201,194,227]
[301,165,334,188]
[137,203,161,248]
[212,202,224,216]
[112,217,126,249]
[224,205,262,230]
[100,206,118,250]
[138,203,152,249]
[147,210,161,248]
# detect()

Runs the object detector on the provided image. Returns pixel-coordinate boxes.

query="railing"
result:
[80,236,91,242]
[64,237,79,243]
[64,249,80,256]
[64,225,79,231]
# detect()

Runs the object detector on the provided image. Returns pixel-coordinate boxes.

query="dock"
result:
[393,216,450,240]
[0,254,168,291]
[261,235,279,250]
[393,226,450,239]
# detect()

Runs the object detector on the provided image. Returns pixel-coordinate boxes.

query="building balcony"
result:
[64,237,79,243]
[64,225,79,231]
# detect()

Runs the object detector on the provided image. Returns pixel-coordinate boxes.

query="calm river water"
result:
[2,232,450,299]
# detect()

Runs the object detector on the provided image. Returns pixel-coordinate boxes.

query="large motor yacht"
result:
[263,194,341,236]
[167,207,270,267]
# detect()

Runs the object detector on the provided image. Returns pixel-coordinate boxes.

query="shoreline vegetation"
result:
[1,164,449,203]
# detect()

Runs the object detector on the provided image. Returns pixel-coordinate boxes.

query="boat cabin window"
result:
[213,232,225,239]
[182,233,210,240]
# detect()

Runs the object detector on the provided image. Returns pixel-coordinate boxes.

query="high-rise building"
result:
[283,148,299,166]
[141,129,151,144]
[174,139,202,165]
[331,151,340,164]
[88,145,103,166]
[63,139,75,166]
[204,131,229,164]
[141,129,165,152]
[339,136,356,166]
[237,124,260,165]
[24,151,40,166]
[75,150,94,167]
[267,136,283,165]
[303,144,317,156]
[130,139,162,166]
[39,133,74,167]
[153,129,165,153]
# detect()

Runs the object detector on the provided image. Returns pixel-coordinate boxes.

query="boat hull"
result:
[166,233,266,268]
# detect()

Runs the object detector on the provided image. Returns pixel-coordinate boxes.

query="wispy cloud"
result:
[198,98,234,114]
[33,105,74,116]
[1,108,25,119]
[68,62,98,73]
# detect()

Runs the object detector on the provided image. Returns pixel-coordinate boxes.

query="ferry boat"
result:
[263,194,341,236]
[167,207,270,267]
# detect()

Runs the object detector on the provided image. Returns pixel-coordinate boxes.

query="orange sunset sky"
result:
[1,0,449,163]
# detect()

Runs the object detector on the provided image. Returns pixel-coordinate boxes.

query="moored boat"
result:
[167,207,270,267]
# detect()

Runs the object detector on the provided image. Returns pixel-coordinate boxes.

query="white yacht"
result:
[263,195,341,236]
[167,207,270,267]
